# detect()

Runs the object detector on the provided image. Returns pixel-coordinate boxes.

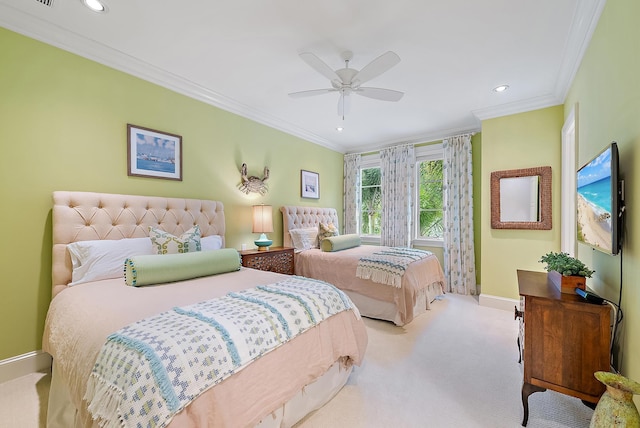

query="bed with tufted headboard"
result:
[44,191,367,428]
[281,206,446,326]
[51,191,226,297]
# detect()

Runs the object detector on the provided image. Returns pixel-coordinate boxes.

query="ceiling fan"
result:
[288,50,404,118]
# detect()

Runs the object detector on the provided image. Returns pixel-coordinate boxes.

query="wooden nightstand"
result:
[239,246,295,275]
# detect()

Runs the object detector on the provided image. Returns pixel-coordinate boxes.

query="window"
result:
[354,145,443,245]
[417,159,443,238]
[414,144,444,245]
[360,166,381,236]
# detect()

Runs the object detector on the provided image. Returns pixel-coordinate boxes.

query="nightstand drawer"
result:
[239,247,294,275]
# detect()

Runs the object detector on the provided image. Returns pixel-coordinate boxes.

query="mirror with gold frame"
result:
[490,166,552,230]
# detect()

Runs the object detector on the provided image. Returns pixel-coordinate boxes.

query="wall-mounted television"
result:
[576,142,623,255]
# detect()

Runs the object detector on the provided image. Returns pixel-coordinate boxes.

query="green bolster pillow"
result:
[124,248,240,287]
[321,234,361,252]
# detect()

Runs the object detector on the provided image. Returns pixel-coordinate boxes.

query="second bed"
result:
[281,206,446,326]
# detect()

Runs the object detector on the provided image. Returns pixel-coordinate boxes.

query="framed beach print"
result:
[127,124,182,180]
[301,170,320,199]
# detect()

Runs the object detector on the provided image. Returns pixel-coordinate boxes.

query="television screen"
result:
[576,142,620,255]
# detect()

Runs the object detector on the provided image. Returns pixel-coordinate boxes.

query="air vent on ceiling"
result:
[35,0,54,7]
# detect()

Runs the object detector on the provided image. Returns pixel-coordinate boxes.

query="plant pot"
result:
[548,270,586,294]
[590,371,640,427]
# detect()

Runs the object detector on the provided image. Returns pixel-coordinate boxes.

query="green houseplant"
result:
[539,251,594,293]
[539,252,595,277]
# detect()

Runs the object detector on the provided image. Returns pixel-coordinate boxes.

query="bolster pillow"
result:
[124,248,240,287]
[320,234,362,252]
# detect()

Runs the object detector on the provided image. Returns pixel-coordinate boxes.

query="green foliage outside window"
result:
[360,167,381,235]
[418,160,444,239]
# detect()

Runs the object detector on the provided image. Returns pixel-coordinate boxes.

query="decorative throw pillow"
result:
[149,225,201,254]
[318,222,339,242]
[290,227,319,250]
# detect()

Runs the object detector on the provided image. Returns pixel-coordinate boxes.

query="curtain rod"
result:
[345,132,476,156]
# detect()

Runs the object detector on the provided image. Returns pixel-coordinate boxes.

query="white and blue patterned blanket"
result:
[356,247,433,288]
[84,276,356,428]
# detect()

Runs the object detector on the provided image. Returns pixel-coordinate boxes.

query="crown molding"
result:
[472,0,605,123]
[0,0,606,154]
[0,4,343,153]
[554,0,607,102]
[472,93,562,122]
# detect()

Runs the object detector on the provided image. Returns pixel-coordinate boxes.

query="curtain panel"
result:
[380,144,415,247]
[343,153,361,234]
[443,134,477,295]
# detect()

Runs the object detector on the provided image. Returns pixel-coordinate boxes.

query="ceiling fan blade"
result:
[288,88,337,98]
[352,51,401,86]
[355,87,404,102]
[299,52,341,84]
[337,92,352,117]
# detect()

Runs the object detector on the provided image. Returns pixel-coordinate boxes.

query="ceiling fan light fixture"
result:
[82,0,107,13]
[493,84,509,93]
[290,50,403,117]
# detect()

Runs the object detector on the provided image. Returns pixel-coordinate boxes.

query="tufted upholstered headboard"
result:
[52,191,225,297]
[280,206,340,248]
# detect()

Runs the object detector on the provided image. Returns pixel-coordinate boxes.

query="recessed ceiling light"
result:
[82,0,107,13]
[493,85,509,93]
[336,127,344,132]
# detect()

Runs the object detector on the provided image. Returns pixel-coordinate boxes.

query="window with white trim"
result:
[354,146,443,246]
[414,144,444,246]
[358,154,381,239]
[360,167,381,235]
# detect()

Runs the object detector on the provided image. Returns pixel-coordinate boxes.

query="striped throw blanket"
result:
[356,247,433,288]
[85,276,356,428]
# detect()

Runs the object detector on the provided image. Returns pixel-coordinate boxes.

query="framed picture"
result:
[301,170,320,199]
[127,124,182,180]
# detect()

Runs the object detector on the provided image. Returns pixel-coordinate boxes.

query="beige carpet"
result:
[0,294,593,428]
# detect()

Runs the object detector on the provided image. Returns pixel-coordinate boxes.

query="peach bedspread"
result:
[294,246,445,325]
[43,268,367,428]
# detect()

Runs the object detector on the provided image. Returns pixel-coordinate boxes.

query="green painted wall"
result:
[0,28,344,360]
[564,0,640,387]
[480,106,564,299]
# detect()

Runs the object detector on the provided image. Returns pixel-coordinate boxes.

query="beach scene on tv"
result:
[577,148,612,253]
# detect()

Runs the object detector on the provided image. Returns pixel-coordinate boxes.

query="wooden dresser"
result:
[516,269,611,426]
[239,247,294,275]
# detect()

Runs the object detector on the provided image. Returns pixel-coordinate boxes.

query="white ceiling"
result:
[0,0,605,153]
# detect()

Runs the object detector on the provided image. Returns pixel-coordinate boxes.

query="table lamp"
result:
[252,204,273,250]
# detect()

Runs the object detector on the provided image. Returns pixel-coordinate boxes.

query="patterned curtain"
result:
[380,144,415,247]
[443,134,477,295]
[343,153,361,234]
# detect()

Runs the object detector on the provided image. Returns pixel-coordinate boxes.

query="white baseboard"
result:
[0,350,52,384]
[478,293,520,312]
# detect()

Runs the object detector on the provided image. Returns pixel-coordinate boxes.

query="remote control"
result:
[575,288,605,305]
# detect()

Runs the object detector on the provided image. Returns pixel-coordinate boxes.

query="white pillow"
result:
[290,227,319,250]
[67,237,154,286]
[201,235,223,251]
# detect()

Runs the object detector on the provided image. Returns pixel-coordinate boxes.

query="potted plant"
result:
[539,251,594,293]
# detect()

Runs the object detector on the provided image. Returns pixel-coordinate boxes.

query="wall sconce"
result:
[252,205,273,251]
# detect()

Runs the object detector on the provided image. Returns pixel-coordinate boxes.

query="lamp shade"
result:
[252,205,274,233]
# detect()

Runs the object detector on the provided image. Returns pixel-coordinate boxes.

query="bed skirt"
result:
[343,280,443,326]
[47,360,352,428]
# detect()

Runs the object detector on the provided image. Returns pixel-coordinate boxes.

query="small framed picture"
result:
[127,124,182,180]
[301,170,320,199]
